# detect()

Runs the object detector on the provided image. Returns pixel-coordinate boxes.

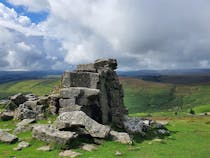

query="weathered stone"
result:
[123,117,152,136]
[59,150,82,158]
[32,124,78,145]
[59,105,81,114]
[25,94,38,101]
[54,111,110,138]
[49,94,59,115]
[0,129,18,143]
[14,104,36,120]
[115,151,122,156]
[60,88,82,99]
[10,93,27,106]
[109,131,132,144]
[24,101,38,110]
[62,72,99,89]
[59,98,76,108]
[16,119,36,127]
[37,145,52,151]
[157,129,170,135]
[13,125,32,135]
[76,63,96,72]
[4,101,18,111]
[13,141,30,151]
[13,119,35,134]
[37,96,49,106]
[81,143,97,151]
[0,111,14,121]
[94,59,117,70]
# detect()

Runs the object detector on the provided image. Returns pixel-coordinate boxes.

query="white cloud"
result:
[1,0,210,70]
[7,0,49,12]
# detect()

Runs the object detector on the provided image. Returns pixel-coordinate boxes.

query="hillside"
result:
[1,77,210,114]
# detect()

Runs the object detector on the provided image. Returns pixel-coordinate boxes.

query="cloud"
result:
[0,3,69,70]
[7,0,49,12]
[1,0,210,70]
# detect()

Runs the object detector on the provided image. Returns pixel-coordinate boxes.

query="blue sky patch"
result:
[0,0,48,24]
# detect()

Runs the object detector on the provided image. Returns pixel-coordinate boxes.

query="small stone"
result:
[81,143,97,151]
[59,150,82,158]
[37,146,52,151]
[109,130,132,144]
[0,129,18,144]
[157,129,170,135]
[13,141,30,150]
[115,151,122,156]
[152,138,163,142]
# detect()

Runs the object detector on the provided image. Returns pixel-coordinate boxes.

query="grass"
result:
[120,77,210,114]
[0,79,60,99]
[0,78,210,157]
[0,116,210,158]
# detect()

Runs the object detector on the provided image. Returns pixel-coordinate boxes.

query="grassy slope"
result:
[121,77,210,114]
[0,79,60,99]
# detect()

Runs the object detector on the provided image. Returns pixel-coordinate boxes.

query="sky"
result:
[0,0,210,71]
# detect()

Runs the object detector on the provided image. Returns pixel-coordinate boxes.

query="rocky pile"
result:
[0,59,169,149]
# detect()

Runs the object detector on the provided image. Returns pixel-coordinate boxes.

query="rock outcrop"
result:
[0,129,18,144]
[59,59,127,127]
[32,124,78,146]
[54,111,110,138]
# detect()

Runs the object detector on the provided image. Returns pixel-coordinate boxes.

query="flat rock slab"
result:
[0,129,18,144]
[13,141,30,151]
[110,131,132,144]
[54,111,110,138]
[37,145,52,151]
[16,119,36,127]
[32,124,78,145]
[59,150,82,158]
[81,143,97,151]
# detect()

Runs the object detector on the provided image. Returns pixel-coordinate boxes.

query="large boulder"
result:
[10,93,27,106]
[53,111,110,138]
[0,129,18,143]
[32,124,78,146]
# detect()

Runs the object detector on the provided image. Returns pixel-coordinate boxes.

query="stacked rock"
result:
[59,59,128,127]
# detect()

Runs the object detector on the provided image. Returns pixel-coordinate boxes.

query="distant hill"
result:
[0,71,63,84]
[118,69,210,84]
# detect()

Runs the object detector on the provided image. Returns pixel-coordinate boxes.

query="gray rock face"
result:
[16,119,36,127]
[32,124,78,145]
[123,117,152,136]
[14,104,36,120]
[10,93,27,106]
[0,129,18,143]
[61,59,128,127]
[5,101,18,111]
[109,130,132,144]
[54,111,110,138]
[0,111,14,121]
[62,71,99,89]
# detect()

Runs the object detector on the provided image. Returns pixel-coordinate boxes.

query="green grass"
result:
[121,77,210,114]
[0,78,210,157]
[0,79,60,99]
[0,116,210,158]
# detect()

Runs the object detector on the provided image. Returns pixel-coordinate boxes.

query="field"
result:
[0,77,210,158]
